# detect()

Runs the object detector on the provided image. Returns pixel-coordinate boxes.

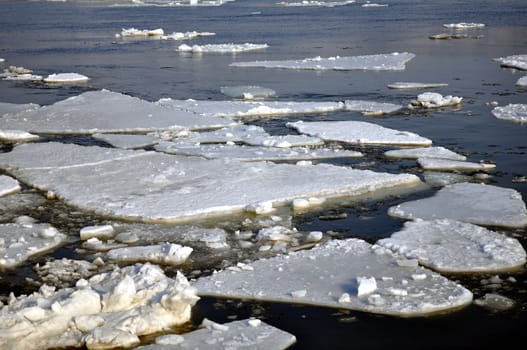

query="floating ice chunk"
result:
[516,75,527,87]
[388,182,527,228]
[0,143,420,223]
[474,293,515,312]
[443,23,486,29]
[0,175,21,197]
[43,73,89,83]
[156,142,363,161]
[0,263,198,350]
[193,238,473,317]
[161,31,215,40]
[377,219,526,273]
[92,133,159,149]
[491,104,527,123]
[277,0,355,7]
[118,27,164,37]
[356,276,377,296]
[107,243,193,265]
[387,82,448,89]
[422,172,473,187]
[344,100,403,115]
[362,2,388,7]
[137,319,296,350]
[417,158,495,172]
[0,90,234,134]
[231,52,416,71]
[494,54,527,70]
[256,226,295,242]
[385,146,466,161]
[411,92,462,108]
[287,120,432,146]
[178,43,269,53]
[220,85,277,99]
[2,73,43,81]
[80,225,115,241]
[0,222,67,268]
[0,58,4,62]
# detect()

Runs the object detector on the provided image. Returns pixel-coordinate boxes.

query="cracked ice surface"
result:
[0,175,21,197]
[0,90,235,135]
[287,120,432,146]
[0,263,199,350]
[384,146,466,161]
[193,238,473,317]
[376,219,526,273]
[388,182,527,228]
[492,104,527,123]
[0,142,420,223]
[230,52,416,71]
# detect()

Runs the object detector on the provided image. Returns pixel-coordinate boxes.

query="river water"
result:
[1,0,526,348]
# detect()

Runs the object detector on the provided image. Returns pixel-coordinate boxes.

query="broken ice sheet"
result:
[492,104,527,123]
[388,182,527,228]
[220,85,277,99]
[137,319,296,350]
[387,82,448,89]
[230,52,416,71]
[0,90,235,135]
[0,263,199,350]
[106,243,193,266]
[494,54,527,70]
[0,142,420,223]
[193,238,473,317]
[287,120,432,146]
[384,146,466,161]
[0,175,21,197]
[0,221,67,269]
[417,158,496,172]
[344,100,403,115]
[178,43,269,53]
[376,219,526,273]
[92,133,160,149]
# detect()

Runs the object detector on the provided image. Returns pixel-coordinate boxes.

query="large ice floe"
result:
[0,90,235,134]
[177,43,269,53]
[287,120,432,146]
[193,238,473,317]
[0,263,199,350]
[388,182,527,228]
[137,318,296,349]
[494,54,527,70]
[384,146,466,161]
[0,175,21,197]
[0,142,421,223]
[491,104,527,123]
[376,219,526,273]
[230,52,416,71]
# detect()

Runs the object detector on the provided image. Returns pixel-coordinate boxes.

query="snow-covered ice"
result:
[344,100,403,115]
[376,219,526,273]
[491,104,527,123]
[384,146,466,161]
[43,73,89,83]
[388,182,527,228]
[443,23,486,29]
[0,263,199,350]
[417,158,496,172]
[410,92,462,108]
[107,243,193,266]
[230,52,416,71]
[0,90,235,134]
[178,43,269,53]
[0,175,21,197]
[220,85,277,99]
[494,54,527,70]
[92,133,160,149]
[287,120,432,146]
[0,221,67,269]
[0,142,420,223]
[137,318,296,350]
[193,238,473,317]
[387,82,448,89]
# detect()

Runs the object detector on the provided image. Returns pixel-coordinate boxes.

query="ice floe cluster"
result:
[0,65,89,84]
[116,27,216,40]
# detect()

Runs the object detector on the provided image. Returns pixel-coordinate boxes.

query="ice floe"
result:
[193,238,473,317]
[422,172,473,187]
[429,33,483,40]
[417,158,496,172]
[230,52,416,71]
[443,23,486,29]
[1,73,43,81]
[409,92,462,108]
[277,0,355,7]
[0,142,420,223]
[388,182,527,228]
[117,27,164,37]
[0,90,235,134]
[384,146,466,161]
[93,133,160,149]
[107,243,193,266]
[43,73,89,83]
[491,103,527,123]
[344,100,403,115]
[474,293,516,312]
[362,2,388,7]
[517,75,527,87]
[0,175,21,197]
[287,120,432,146]
[0,221,67,269]
[137,318,296,350]
[161,31,215,40]
[178,43,269,53]
[376,219,526,273]
[388,82,448,89]
[220,85,277,99]
[0,263,199,350]
[494,54,527,70]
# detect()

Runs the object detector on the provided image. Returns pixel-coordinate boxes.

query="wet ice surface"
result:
[491,104,527,123]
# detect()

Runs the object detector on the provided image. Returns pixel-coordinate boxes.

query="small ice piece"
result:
[492,104,527,123]
[193,238,473,317]
[306,231,323,242]
[388,82,448,89]
[2,74,43,81]
[231,52,416,71]
[161,31,215,40]
[344,100,403,115]
[516,75,527,87]
[377,219,527,273]
[474,293,515,312]
[256,226,294,242]
[220,85,277,99]
[178,43,269,53]
[291,289,307,298]
[0,222,67,268]
[119,27,164,37]
[0,175,21,197]
[287,120,432,146]
[412,92,462,108]
[79,224,115,240]
[443,23,486,29]
[388,182,527,228]
[107,243,193,266]
[338,293,351,303]
[417,158,495,172]
[494,54,527,70]
[43,73,89,83]
[384,146,466,161]
[92,133,160,149]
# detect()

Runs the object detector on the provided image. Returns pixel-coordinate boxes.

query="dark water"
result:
[1,0,527,349]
